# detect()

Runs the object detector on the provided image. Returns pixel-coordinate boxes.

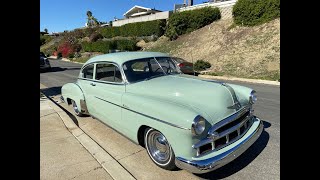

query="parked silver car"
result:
[40,52,51,71]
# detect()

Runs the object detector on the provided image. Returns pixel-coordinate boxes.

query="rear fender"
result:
[61,83,88,113]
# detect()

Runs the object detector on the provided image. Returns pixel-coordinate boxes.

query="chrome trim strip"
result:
[90,114,140,145]
[78,77,125,85]
[221,83,241,111]
[175,119,263,174]
[94,96,190,130]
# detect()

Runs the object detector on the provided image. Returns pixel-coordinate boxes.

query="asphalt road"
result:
[40,59,280,180]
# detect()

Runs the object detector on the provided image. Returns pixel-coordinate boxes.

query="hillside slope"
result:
[144,18,280,80]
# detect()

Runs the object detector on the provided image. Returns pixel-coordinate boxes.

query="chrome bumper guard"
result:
[175,120,263,174]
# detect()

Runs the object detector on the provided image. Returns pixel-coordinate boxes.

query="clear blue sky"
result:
[40,0,204,33]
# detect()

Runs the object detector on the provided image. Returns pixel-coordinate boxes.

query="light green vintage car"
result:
[61,52,263,174]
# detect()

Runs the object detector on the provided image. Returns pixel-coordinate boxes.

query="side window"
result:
[82,64,94,79]
[95,63,122,83]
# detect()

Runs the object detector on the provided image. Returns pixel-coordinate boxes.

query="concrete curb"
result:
[40,84,136,180]
[61,58,85,64]
[198,74,280,86]
[49,56,85,64]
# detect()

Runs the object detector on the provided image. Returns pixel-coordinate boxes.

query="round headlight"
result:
[249,90,257,104]
[191,116,206,136]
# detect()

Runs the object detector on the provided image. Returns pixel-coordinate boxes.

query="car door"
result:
[77,63,97,114]
[90,62,125,130]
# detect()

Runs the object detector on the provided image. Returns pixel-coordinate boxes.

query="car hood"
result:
[126,74,242,125]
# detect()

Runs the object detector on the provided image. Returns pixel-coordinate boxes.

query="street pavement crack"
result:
[116,149,144,161]
[68,166,100,180]
[40,112,57,118]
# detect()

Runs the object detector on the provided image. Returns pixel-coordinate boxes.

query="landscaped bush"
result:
[57,52,62,59]
[233,0,280,26]
[68,53,75,58]
[82,41,111,53]
[165,7,221,40]
[82,39,139,53]
[83,27,99,37]
[57,41,75,58]
[89,32,103,42]
[98,20,166,38]
[116,40,139,51]
[194,60,211,71]
[40,35,53,46]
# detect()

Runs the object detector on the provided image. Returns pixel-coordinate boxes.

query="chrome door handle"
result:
[90,82,96,86]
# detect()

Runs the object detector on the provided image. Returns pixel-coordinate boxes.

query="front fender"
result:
[227,83,253,106]
[122,93,202,158]
[61,82,85,111]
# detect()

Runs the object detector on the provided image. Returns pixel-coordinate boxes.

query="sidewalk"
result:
[40,94,113,180]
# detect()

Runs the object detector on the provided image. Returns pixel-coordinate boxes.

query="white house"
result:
[124,5,162,18]
[113,5,172,27]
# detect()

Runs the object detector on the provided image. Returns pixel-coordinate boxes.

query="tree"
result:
[44,28,48,33]
[86,10,99,27]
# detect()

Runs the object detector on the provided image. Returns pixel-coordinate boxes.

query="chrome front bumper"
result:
[175,120,263,174]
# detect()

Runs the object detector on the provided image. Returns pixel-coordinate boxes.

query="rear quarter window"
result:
[82,64,94,79]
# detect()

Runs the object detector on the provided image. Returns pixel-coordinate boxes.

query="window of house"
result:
[95,63,122,83]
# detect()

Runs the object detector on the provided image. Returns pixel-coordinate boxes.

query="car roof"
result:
[84,51,170,66]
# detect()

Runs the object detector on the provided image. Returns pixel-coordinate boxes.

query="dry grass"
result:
[144,18,280,80]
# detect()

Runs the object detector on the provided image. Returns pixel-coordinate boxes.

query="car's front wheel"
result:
[144,128,177,170]
[71,99,83,117]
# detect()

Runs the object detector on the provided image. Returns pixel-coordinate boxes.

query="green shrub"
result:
[233,0,280,26]
[99,20,166,38]
[40,35,46,46]
[68,53,75,58]
[57,52,62,59]
[194,60,211,71]
[81,39,138,53]
[40,35,53,46]
[116,40,139,51]
[83,27,98,37]
[89,32,103,42]
[165,7,221,40]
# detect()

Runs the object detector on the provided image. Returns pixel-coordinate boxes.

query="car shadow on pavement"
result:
[40,67,81,73]
[41,86,61,97]
[194,120,271,180]
[41,86,80,126]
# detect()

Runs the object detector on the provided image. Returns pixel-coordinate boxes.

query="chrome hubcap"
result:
[147,131,171,163]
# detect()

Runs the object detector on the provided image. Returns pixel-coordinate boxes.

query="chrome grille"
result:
[193,107,254,157]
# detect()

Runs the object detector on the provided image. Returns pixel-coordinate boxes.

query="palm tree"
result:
[86,10,99,27]
[44,28,48,33]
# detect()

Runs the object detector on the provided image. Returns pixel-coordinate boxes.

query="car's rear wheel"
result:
[144,128,177,170]
[71,99,83,117]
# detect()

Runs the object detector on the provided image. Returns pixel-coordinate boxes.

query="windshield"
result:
[123,57,180,83]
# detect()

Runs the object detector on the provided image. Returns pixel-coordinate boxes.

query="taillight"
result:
[178,63,184,67]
